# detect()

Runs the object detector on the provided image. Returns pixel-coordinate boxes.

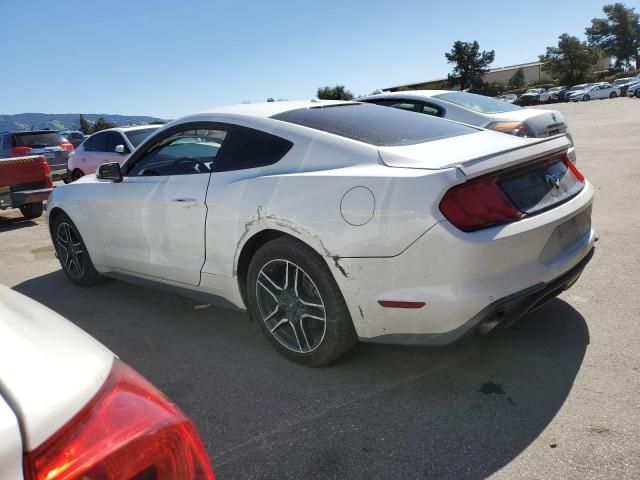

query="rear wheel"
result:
[19,202,43,220]
[583,95,590,101]
[609,92,617,98]
[635,90,640,98]
[71,169,84,182]
[247,237,357,366]
[53,212,102,286]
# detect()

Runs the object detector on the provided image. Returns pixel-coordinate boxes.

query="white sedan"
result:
[569,83,621,101]
[47,100,596,366]
[359,90,576,161]
[0,286,214,480]
[67,125,159,182]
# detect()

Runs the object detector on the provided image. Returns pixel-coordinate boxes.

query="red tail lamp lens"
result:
[564,155,584,182]
[10,146,33,156]
[439,177,522,231]
[40,156,53,188]
[23,359,214,480]
[59,143,75,152]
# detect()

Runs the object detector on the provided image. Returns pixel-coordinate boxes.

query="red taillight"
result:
[39,156,54,188]
[10,146,33,156]
[564,154,584,182]
[23,359,214,480]
[59,142,75,152]
[439,177,523,231]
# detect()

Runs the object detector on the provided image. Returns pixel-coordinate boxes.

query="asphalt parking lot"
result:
[1,98,639,479]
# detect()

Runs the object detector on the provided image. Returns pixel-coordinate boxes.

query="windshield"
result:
[14,131,67,147]
[124,127,160,148]
[272,103,477,146]
[433,91,522,114]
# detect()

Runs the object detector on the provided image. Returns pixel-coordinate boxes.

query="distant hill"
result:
[0,113,164,132]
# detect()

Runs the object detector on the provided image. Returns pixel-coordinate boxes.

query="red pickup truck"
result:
[0,155,53,219]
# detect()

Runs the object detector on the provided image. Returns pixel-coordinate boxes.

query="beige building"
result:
[383,57,614,91]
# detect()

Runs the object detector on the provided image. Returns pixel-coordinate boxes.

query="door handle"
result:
[172,197,198,207]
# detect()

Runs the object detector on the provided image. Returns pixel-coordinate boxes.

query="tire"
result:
[71,169,84,182]
[19,202,43,220]
[583,95,590,101]
[635,90,640,98]
[246,237,357,367]
[52,212,102,286]
[609,92,617,98]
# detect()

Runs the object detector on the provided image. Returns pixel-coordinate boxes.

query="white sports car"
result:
[46,100,596,366]
[0,286,213,480]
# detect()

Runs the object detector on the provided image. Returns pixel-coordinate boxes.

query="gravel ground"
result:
[1,97,639,479]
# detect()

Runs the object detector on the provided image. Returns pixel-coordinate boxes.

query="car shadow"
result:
[14,271,589,480]
[0,215,38,232]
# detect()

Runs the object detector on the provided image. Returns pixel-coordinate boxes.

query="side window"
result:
[371,101,421,113]
[127,128,227,177]
[85,132,107,152]
[418,102,444,117]
[213,125,293,172]
[106,132,129,153]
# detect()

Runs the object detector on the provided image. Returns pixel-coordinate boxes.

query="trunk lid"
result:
[491,108,567,138]
[0,286,113,451]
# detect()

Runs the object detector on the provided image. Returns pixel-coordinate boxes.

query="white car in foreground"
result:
[0,286,213,479]
[359,90,576,162]
[569,83,620,101]
[67,125,159,181]
[47,100,595,366]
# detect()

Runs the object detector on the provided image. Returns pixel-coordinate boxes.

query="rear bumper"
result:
[332,181,596,342]
[0,188,52,209]
[366,247,594,345]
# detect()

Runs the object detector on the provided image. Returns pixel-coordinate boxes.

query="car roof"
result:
[360,90,455,101]
[202,99,356,118]
[93,125,160,134]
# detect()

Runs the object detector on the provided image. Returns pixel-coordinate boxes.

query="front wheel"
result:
[583,95,590,101]
[19,202,43,220]
[609,92,617,98]
[636,90,640,98]
[52,212,102,286]
[71,169,84,182]
[247,237,357,366]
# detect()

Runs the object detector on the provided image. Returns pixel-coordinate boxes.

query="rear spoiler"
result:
[457,135,572,179]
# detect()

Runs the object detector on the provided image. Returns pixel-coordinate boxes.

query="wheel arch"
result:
[235,228,332,307]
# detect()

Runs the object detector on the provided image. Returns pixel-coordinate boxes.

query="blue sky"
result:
[0,0,617,118]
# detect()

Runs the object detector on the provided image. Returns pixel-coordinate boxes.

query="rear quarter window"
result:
[271,103,475,146]
[214,125,293,172]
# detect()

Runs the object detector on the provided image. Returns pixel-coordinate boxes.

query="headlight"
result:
[486,121,534,137]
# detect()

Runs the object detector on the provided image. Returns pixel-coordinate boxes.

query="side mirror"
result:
[97,162,123,182]
[115,144,126,154]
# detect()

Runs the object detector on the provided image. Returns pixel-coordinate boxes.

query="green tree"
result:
[508,68,526,89]
[267,97,275,102]
[79,114,91,135]
[316,85,354,100]
[539,34,600,85]
[586,3,640,68]
[91,117,117,134]
[445,40,495,91]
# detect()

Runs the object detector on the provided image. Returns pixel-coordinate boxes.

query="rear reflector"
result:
[23,359,214,480]
[378,301,426,309]
[10,146,33,156]
[439,177,523,231]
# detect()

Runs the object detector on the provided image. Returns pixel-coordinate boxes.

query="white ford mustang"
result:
[46,100,596,366]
